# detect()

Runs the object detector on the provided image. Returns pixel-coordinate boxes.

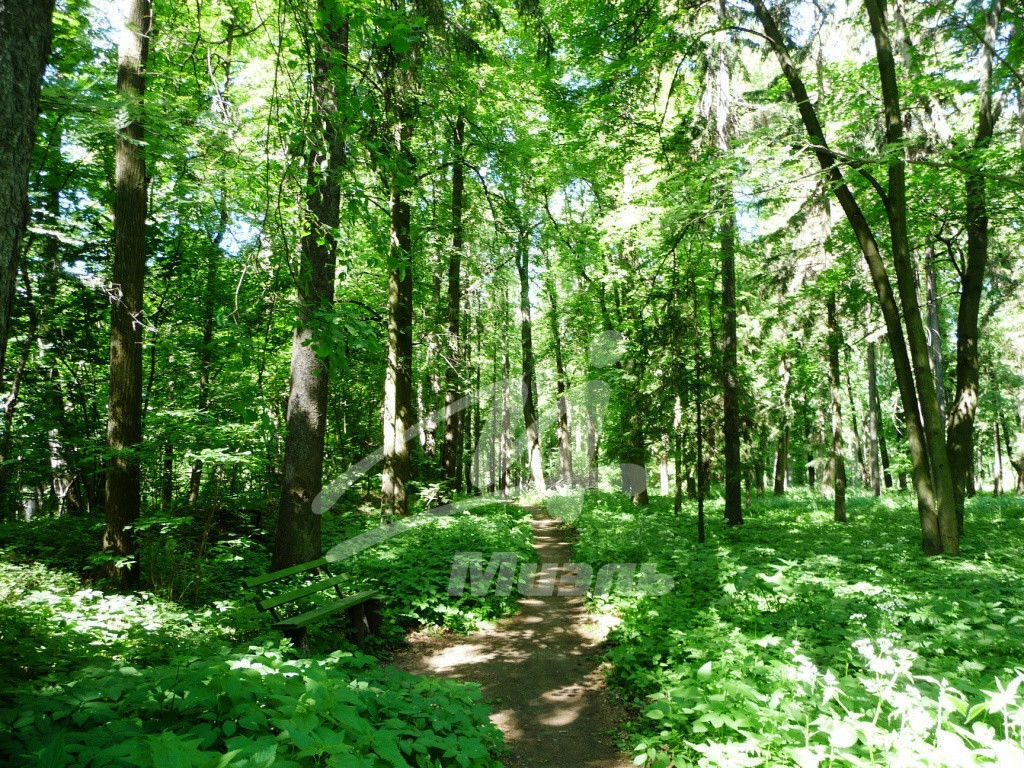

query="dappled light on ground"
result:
[395,510,631,768]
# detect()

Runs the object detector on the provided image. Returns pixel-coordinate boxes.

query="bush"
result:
[0,560,260,693]
[0,643,504,768]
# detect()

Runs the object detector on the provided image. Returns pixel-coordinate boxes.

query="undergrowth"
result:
[555,489,1024,768]
[0,500,531,767]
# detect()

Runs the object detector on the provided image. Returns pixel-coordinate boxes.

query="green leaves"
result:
[0,644,505,768]
[558,490,1024,767]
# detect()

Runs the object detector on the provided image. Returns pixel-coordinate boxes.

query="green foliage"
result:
[0,643,504,768]
[325,501,535,637]
[558,490,1024,767]
[0,559,260,693]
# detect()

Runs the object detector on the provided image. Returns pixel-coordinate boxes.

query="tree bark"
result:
[924,251,946,424]
[442,114,465,490]
[381,46,416,519]
[103,0,151,586]
[516,231,546,491]
[867,340,883,495]
[864,0,958,553]
[272,11,347,568]
[947,0,1004,534]
[708,0,742,526]
[0,0,55,385]
[543,253,573,487]
[753,0,956,553]
[826,294,847,522]
[773,356,791,496]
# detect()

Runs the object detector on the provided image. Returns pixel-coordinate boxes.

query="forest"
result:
[2,0,1024,765]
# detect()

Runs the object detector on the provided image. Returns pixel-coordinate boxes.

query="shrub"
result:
[0,643,504,768]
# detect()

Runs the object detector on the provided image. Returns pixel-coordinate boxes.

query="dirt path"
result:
[393,508,632,768]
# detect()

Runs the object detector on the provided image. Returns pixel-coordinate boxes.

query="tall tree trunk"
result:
[272,11,347,568]
[707,0,742,526]
[754,0,957,554]
[867,340,883,495]
[543,254,573,487]
[994,420,1003,495]
[773,356,791,495]
[843,362,869,487]
[947,0,1003,534]
[381,50,416,518]
[864,0,958,553]
[826,295,847,522]
[0,0,55,384]
[103,0,151,586]
[693,290,705,542]
[442,114,465,490]
[924,251,946,424]
[516,231,546,491]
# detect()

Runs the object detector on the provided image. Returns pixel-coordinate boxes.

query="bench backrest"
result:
[243,558,341,620]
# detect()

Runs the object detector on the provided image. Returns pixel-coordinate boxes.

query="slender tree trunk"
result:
[947,0,1003,533]
[994,420,1003,495]
[380,46,416,518]
[705,0,742,525]
[754,0,956,553]
[103,0,151,586]
[543,254,573,487]
[0,0,55,384]
[161,442,173,509]
[673,396,684,514]
[826,295,847,522]
[924,251,946,424]
[864,0,958,553]
[516,231,546,491]
[867,340,883,495]
[272,12,347,568]
[442,115,465,490]
[691,290,705,541]
[773,356,791,495]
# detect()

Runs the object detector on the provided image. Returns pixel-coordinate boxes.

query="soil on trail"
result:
[393,508,633,768]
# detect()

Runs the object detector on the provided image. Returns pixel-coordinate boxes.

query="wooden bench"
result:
[243,557,383,651]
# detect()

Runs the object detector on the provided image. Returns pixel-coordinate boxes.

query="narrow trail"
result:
[393,507,632,768]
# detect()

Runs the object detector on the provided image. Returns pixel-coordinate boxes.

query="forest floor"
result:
[393,507,632,768]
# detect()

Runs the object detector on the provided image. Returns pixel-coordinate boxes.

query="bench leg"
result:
[346,604,368,643]
[366,599,384,635]
[284,626,310,655]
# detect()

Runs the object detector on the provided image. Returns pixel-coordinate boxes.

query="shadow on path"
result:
[393,507,632,768]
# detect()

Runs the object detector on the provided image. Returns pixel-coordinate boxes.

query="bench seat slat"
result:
[271,590,383,629]
[243,557,328,589]
[259,574,349,611]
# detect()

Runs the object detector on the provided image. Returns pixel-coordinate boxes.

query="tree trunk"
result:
[947,0,1003,534]
[380,47,416,519]
[754,0,957,554]
[864,0,958,553]
[516,232,546,491]
[866,340,883,495]
[272,11,347,568]
[0,0,55,384]
[826,295,847,522]
[543,254,573,488]
[442,115,465,490]
[706,0,742,525]
[103,0,151,586]
[924,251,946,424]
[773,356,791,496]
